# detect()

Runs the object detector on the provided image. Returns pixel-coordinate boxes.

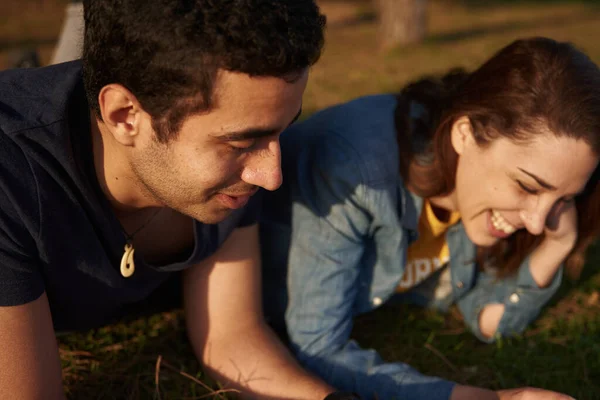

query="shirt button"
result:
[372,297,383,306]
[509,293,520,304]
[456,281,464,289]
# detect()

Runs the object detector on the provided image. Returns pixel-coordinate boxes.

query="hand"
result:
[528,200,577,288]
[451,385,575,400]
[527,200,578,287]
[497,387,575,400]
[543,200,578,249]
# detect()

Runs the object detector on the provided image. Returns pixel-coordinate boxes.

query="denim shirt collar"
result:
[398,179,423,242]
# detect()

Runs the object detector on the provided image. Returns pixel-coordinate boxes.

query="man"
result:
[0,1,348,398]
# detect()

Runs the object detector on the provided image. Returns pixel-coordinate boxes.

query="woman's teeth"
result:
[491,210,516,234]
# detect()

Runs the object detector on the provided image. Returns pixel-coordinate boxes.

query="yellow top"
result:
[397,200,461,292]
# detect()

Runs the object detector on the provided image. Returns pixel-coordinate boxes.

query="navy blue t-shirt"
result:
[0,62,260,330]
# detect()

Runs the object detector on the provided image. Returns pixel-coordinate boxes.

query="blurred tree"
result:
[376,0,427,49]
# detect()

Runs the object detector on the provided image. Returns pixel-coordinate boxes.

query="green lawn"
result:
[2,0,600,399]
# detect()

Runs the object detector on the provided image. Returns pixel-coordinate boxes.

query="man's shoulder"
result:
[0,61,89,191]
[0,62,90,234]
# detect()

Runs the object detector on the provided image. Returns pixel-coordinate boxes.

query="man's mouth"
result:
[215,189,258,210]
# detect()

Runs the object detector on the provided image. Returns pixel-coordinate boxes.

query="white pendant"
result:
[120,242,135,278]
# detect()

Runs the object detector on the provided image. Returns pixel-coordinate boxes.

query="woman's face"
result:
[447,117,598,247]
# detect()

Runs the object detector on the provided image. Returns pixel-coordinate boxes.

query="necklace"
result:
[120,207,163,278]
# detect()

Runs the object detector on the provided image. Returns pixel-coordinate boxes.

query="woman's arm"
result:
[283,136,455,400]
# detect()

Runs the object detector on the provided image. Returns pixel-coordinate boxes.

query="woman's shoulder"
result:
[310,94,398,134]
[284,94,401,187]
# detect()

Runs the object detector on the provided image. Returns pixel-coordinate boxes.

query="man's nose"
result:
[241,140,283,192]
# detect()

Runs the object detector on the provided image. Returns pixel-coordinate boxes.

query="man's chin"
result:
[184,205,235,225]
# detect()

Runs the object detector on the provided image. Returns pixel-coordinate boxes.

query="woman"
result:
[260,37,600,400]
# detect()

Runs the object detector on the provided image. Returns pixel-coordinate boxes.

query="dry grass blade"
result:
[437,328,466,336]
[159,359,241,399]
[424,343,458,373]
[155,355,163,400]
[587,291,599,306]
[59,349,93,357]
[62,371,85,382]
[99,336,143,353]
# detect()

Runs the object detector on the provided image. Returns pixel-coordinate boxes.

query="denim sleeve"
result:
[285,137,455,400]
[456,256,563,343]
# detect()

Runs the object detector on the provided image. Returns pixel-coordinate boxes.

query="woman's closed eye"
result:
[516,180,539,195]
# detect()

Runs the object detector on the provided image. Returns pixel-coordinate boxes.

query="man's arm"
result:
[0,292,65,400]
[183,224,334,400]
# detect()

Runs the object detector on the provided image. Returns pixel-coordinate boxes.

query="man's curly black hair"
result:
[82,0,326,142]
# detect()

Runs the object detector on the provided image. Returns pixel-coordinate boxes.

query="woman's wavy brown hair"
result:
[395,37,600,278]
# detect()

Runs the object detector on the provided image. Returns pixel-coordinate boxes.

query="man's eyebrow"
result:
[219,128,279,141]
[518,167,557,190]
[218,108,303,141]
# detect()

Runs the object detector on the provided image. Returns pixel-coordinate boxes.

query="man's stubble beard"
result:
[129,149,235,225]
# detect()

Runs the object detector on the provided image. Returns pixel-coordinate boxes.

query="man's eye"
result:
[516,180,539,195]
[228,140,256,152]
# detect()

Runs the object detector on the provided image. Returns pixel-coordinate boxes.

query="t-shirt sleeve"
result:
[0,133,44,306]
[0,195,44,306]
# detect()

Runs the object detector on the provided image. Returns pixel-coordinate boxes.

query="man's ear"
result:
[97,84,144,146]
[450,116,474,156]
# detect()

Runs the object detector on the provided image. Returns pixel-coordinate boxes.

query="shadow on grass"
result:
[58,311,232,400]
[426,8,600,45]
[58,263,599,399]
[455,0,600,7]
[348,243,600,397]
[351,299,600,399]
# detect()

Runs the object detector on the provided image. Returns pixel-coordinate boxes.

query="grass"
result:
[2,0,600,399]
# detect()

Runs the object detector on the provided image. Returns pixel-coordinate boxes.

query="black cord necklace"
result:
[120,207,163,278]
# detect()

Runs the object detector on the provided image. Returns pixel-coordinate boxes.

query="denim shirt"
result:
[260,95,563,400]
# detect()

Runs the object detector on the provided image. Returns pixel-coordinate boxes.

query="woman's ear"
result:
[450,116,474,156]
